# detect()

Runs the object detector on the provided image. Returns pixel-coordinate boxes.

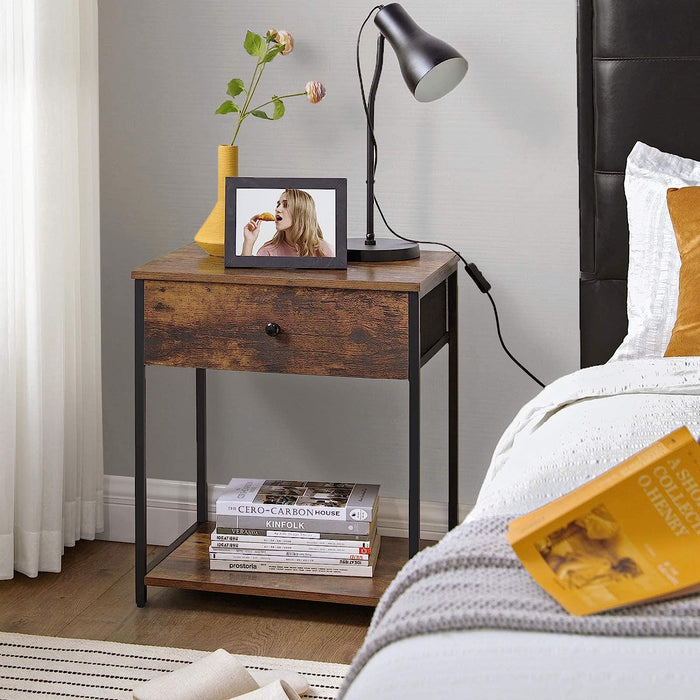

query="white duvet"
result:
[344,357,700,700]
[469,356,700,522]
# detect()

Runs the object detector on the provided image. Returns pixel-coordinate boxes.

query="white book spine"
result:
[209,551,368,565]
[266,530,369,540]
[268,530,324,539]
[211,533,373,547]
[208,539,373,555]
[215,503,374,521]
[208,559,375,577]
[213,528,374,544]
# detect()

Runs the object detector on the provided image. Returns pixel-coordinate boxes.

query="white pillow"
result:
[611,142,700,361]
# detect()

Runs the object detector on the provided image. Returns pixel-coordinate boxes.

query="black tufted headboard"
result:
[577,0,700,367]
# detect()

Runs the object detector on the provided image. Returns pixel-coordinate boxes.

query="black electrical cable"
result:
[374,200,546,388]
[357,7,546,389]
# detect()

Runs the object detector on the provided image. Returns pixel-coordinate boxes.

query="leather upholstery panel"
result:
[594,59,700,173]
[580,279,627,368]
[593,172,627,279]
[594,0,700,58]
[578,0,700,366]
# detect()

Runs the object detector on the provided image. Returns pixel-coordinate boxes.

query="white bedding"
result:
[344,630,700,699]
[344,358,700,699]
[470,356,700,521]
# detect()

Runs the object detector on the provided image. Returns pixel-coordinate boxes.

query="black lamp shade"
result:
[375,3,468,102]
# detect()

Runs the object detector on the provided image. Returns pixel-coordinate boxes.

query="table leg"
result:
[408,292,421,558]
[196,368,207,523]
[134,280,147,607]
[448,272,458,530]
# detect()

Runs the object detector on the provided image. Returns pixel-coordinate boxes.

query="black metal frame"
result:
[134,272,458,604]
[134,280,146,607]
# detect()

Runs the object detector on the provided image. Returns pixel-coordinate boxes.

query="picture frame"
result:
[224,177,347,269]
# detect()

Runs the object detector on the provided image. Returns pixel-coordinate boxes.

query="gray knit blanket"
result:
[338,516,700,696]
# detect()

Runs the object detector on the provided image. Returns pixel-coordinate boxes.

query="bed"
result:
[339,1,700,697]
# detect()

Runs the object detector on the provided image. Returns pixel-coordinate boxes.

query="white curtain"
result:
[0,0,103,579]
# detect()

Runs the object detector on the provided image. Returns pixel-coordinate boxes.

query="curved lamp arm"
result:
[351,2,468,262]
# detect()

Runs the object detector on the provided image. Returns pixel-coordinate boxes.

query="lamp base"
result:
[347,238,420,262]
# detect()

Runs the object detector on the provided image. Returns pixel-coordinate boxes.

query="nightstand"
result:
[132,243,458,606]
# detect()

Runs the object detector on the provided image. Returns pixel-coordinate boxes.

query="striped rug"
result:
[0,631,349,699]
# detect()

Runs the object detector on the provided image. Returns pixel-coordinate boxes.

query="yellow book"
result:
[507,426,700,616]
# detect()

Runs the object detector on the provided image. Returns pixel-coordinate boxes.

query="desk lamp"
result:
[347,3,468,262]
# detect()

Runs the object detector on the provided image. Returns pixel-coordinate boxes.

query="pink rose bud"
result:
[305,80,326,104]
[276,30,294,55]
[266,28,279,41]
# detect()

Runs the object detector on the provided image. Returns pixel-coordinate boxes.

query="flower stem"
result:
[248,91,306,112]
[232,56,265,145]
[230,37,285,145]
[230,118,245,146]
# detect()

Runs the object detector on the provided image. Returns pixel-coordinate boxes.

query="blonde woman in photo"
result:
[242,189,333,257]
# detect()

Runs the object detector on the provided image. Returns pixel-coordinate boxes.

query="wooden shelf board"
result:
[145,524,410,607]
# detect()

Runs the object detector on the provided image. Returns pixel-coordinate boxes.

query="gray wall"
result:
[99,0,579,506]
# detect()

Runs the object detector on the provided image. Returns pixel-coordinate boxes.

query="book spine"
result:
[215,502,376,522]
[208,559,374,577]
[209,539,373,555]
[213,527,373,542]
[346,484,381,511]
[211,532,373,548]
[215,513,373,535]
[209,551,369,565]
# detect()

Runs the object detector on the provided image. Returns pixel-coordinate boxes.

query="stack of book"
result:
[210,479,381,577]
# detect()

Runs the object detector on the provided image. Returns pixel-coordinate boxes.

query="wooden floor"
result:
[0,539,374,664]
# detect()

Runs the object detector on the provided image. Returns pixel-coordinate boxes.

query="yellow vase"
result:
[194,145,239,256]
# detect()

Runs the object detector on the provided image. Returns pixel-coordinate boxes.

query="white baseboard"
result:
[98,475,474,546]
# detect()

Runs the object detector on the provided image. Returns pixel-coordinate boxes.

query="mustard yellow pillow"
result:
[665,186,700,356]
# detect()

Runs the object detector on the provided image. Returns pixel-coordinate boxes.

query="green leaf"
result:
[262,44,284,63]
[226,78,245,98]
[243,30,265,57]
[215,100,239,114]
[251,98,286,121]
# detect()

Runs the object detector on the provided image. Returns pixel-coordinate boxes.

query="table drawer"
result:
[143,281,409,379]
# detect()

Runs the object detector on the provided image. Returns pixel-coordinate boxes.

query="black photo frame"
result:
[224,177,347,269]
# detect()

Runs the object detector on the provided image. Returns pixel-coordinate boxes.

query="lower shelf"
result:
[145,522,410,606]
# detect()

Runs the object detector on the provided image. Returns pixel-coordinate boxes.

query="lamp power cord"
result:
[357,6,545,389]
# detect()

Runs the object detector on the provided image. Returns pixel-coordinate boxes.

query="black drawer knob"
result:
[265,322,281,337]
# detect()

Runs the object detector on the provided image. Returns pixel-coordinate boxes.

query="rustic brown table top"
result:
[132,243,458,293]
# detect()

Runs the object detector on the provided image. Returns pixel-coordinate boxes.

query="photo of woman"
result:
[241,189,333,257]
[224,177,347,270]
